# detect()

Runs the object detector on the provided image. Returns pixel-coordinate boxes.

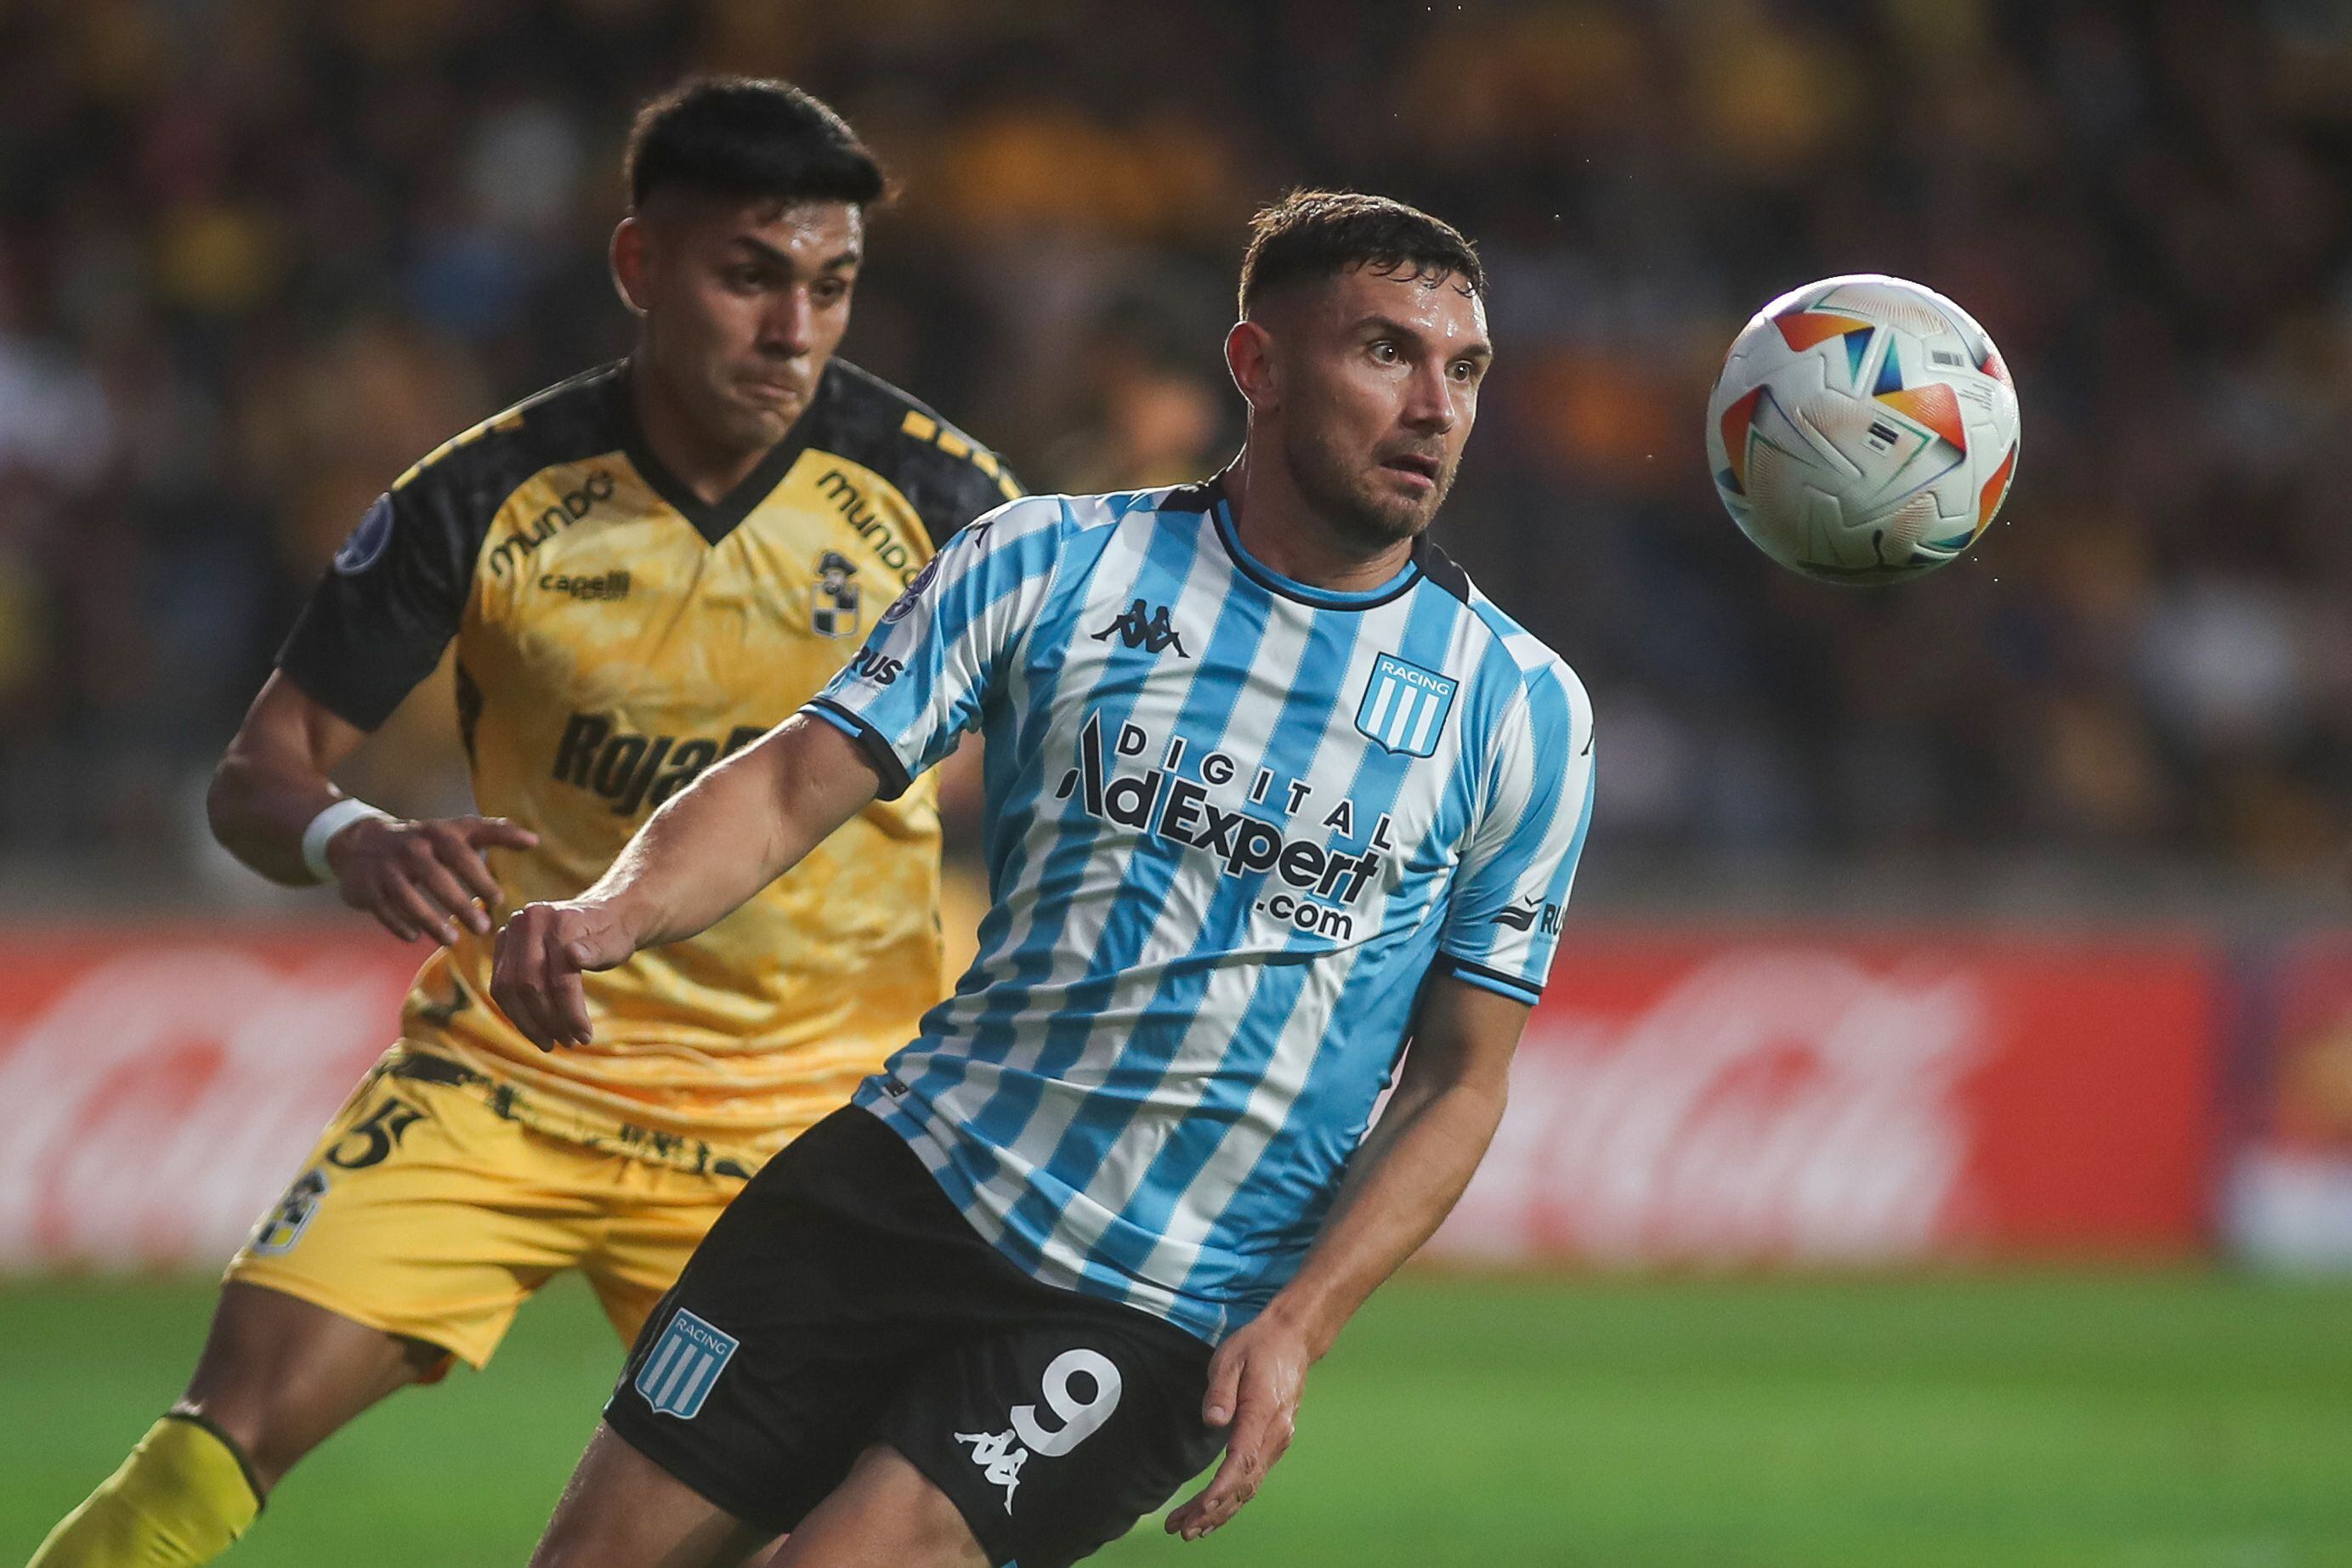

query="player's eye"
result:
[1450,359,1476,382]
[727,266,766,292]
[1369,340,1401,363]
[813,278,850,305]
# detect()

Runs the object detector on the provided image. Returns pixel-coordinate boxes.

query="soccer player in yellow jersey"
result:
[29,77,1017,1568]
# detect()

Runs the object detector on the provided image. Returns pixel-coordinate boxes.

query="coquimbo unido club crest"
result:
[1355,653,1457,757]
[811,550,862,639]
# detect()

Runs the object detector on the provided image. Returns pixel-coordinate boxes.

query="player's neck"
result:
[627,359,781,505]
[1220,450,1415,594]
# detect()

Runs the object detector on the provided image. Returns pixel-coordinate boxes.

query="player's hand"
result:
[326,814,538,947]
[490,899,638,1050]
[1165,1308,1311,1542]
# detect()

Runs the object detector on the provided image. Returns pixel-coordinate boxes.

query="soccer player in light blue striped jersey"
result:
[496,190,1595,1568]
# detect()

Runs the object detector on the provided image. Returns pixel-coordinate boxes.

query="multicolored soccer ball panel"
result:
[1705,275,2020,585]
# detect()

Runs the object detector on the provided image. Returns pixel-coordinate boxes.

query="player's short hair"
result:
[625,76,888,212]
[1238,190,1483,317]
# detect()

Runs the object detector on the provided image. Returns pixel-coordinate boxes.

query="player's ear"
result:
[1227,319,1278,413]
[610,218,651,316]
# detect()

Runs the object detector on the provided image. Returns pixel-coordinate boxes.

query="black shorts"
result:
[603,1106,1224,1568]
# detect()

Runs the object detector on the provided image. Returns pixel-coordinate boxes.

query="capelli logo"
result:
[540,569,631,601]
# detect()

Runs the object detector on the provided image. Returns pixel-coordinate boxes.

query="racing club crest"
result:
[1355,653,1458,757]
[812,551,862,639]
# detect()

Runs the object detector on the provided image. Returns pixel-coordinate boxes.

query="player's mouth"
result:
[1378,452,1442,490]
[736,375,805,408]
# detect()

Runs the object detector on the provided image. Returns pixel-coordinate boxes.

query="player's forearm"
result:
[582,713,879,952]
[1259,1073,1508,1360]
[207,742,349,885]
[576,755,789,950]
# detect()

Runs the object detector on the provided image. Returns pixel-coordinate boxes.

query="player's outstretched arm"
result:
[490,713,881,1049]
[1165,974,1530,1543]
[209,672,539,943]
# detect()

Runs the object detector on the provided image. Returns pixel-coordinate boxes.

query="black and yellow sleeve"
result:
[897,410,1025,547]
[276,479,485,732]
[275,362,623,730]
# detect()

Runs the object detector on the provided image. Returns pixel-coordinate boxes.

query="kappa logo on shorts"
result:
[953,1347,1125,1514]
[250,1168,329,1256]
[634,1310,739,1420]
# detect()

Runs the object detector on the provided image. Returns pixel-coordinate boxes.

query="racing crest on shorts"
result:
[634,1309,739,1419]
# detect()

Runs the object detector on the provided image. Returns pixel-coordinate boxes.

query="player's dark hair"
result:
[625,76,888,212]
[1238,190,1483,316]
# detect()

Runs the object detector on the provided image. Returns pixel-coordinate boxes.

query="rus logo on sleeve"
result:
[1355,653,1457,758]
[634,1309,740,1419]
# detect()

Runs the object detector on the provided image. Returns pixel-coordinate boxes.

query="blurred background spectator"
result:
[3,0,2350,914]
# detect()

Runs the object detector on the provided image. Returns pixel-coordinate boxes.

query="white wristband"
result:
[302,797,393,884]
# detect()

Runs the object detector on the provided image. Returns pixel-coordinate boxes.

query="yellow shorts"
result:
[226,1061,745,1370]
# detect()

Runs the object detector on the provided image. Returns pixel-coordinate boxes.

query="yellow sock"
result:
[28,1415,262,1567]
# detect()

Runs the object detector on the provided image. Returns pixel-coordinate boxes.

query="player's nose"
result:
[1400,361,1456,433]
[761,287,818,356]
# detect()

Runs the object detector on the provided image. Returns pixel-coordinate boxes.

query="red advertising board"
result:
[0,925,2220,1271]
[2224,937,2352,1266]
[1432,935,2219,1265]
[0,924,417,1271]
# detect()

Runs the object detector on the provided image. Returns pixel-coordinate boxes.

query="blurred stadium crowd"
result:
[3,0,2351,900]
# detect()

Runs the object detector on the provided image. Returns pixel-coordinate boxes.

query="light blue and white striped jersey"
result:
[806,478,1595,1343]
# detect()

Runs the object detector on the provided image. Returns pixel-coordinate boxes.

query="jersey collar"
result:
[1195,475,1425,610]
[614,360,832,546]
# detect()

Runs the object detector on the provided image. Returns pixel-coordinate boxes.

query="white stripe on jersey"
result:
[809,479,1595,1343]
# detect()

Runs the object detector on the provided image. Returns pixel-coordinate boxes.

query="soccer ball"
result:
[1705,275,2020,584]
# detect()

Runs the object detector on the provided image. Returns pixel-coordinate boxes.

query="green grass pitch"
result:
[4,1270,2350,1566]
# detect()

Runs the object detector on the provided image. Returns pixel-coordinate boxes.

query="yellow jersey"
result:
[277,359,1018,1175]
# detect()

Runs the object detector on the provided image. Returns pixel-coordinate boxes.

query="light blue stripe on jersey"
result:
[892,505,1218,1226]
[1002,589,1363,1304]
[1088,575,1458,1305]
[966,537,1276,1286]
[1162,580,1474,1320]
[864,499,1107,1167]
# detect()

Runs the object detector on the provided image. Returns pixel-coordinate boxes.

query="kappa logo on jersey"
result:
[812,550,862,638]
[1356,653,1458,758]
[1493,893,1561,935]
[250,1168,329,1256]
[553,714,767,815]
[1091,598,1189,658]
[954,1349,1124,1514]
[634,1310,738,1420]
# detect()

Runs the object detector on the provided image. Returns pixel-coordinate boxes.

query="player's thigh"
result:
[873,1308,1225,1568]
[531,1420,774,1568]
[225,1066,598,1371]
[598,1110,973,1536]
[175,1281,446,1492]
[586,1164,749,1346]
[770,1444,986,1568]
